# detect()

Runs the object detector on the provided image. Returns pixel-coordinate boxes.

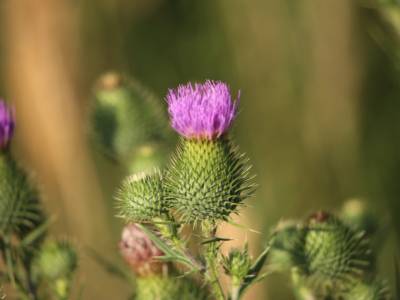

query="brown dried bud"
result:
[119,223,165,276]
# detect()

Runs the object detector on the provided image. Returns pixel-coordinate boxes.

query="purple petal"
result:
[166,80,238,140]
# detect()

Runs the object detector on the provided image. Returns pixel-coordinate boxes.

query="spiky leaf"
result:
[0,153,42,236]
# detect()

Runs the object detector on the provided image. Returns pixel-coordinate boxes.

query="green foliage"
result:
[164,138,255,224]
[0,153,43,236]
[117,170,168,222]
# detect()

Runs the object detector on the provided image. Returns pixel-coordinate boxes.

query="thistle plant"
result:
[269,209,391,300]
[0,100,78,300]
[114,80,267,300]
[110,79,394,300]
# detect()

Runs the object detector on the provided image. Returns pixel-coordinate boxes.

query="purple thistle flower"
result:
[166,80,239,140]
[0,100,15,150]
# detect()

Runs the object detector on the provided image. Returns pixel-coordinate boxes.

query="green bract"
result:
[117,170,167,222]
[343,280,390,300]
[165,138,254,224]
[0,153,42,236]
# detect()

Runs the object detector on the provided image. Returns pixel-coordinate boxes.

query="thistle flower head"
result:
[0,101,15,150]
[166,80,238,140]
[119,223,165,276]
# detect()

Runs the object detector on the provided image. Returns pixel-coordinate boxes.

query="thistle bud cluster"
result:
[269,209,392,299]
[0,100,78,300]
[113,80,261,300]
[90,78,395,300]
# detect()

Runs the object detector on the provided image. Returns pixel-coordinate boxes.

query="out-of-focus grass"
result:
[0,0,399,299]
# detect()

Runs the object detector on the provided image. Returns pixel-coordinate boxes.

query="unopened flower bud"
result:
[303,211,374,289]
[117,170,167,222]
[33,240,77,281]
[223,246,252,286]
[91,72,171,165]
[119,223,165,276]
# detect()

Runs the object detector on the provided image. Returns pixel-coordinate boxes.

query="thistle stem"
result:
[230,285,240,300]
[205,245,225,300]
[203,224,225,300]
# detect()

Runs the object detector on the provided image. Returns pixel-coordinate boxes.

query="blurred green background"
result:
[1,0,399,299]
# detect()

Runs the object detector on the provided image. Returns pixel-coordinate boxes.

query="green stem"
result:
[230,285,240,300]
[203,224,225,300]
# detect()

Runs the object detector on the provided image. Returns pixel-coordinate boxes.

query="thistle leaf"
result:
[137,224,203,272]
[238,243,271,297]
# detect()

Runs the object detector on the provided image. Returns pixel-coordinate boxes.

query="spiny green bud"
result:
[222,245,252,286]
[343,280,391,300]
[91,72,172,164]
[135,275,208,300]
[117,170,167,222]
[32,240,77,300]
[32,240,78,281]
[0,153,42,236]
[302,211,373,288]
[340,198,379,236]
[165,138,254,224]
[268,220,306,271]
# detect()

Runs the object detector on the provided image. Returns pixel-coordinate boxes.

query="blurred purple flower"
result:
[119,223,164,276]
[0,101,15,150]
[166,80,238,140]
